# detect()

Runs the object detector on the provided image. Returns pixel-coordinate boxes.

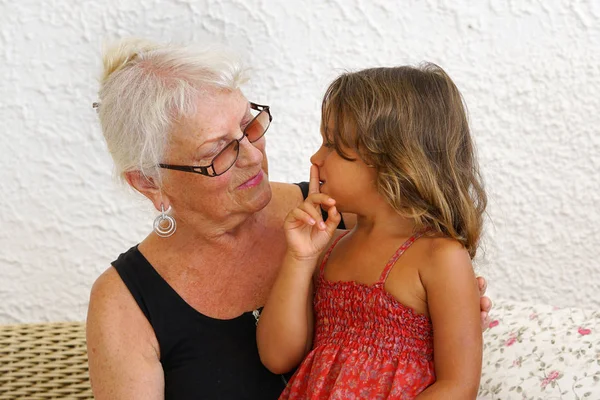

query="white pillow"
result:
[478,300,600,399]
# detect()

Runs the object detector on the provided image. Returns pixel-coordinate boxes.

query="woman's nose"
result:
[236,136,263,168]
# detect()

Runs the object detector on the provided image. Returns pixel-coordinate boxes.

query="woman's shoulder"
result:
[270,181,304,200]
[89,266,128,310]
[87,265,160,356]
[87,266,163,397]
[267,181,304,214]
[88,266,144,327]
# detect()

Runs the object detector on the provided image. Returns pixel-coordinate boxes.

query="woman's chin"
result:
[245,174,273,212]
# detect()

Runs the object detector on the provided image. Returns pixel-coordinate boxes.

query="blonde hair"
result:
[96,38,248,182]
[322,64,487,258]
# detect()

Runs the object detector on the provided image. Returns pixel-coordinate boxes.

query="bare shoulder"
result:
[87,266,157,352]
[89,266,129,305]
[268,182,304,218]
[88,267,128,325]
[88,267,141,324]
[270,182,303,205]
[420,237,473,283]
[87,267,163,399]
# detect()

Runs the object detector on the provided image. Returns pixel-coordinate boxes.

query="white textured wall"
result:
[1,0,599,323]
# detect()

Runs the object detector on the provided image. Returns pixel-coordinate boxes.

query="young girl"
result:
[257,64,487,399]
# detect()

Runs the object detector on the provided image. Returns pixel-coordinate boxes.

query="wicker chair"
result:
[0,322,93,399]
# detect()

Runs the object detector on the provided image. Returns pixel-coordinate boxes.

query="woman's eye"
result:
[241,116,253,131]
[199,146,221,161]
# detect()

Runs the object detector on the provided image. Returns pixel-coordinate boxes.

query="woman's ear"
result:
[124,171,169,212]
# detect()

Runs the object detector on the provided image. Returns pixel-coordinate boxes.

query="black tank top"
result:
[112,183,344,399]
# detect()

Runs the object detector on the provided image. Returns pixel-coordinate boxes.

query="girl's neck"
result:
[353,201,417,238]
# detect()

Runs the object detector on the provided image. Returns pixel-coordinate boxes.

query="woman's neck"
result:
[139,206,271,271]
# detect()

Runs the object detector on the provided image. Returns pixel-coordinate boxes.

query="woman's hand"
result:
[284,165,341,261]
[477,276,493,330]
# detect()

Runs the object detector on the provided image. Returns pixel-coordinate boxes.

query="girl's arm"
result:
[257,166,341,374]
[416,239,483,399]
[256,253,318,374]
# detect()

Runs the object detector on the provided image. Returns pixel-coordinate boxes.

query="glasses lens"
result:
[246,110,271,142]
[213,140,239,176]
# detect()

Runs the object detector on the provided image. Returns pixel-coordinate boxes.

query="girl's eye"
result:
[323,141,334,149]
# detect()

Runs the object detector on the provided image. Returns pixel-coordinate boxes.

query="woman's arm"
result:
[86,267,164,400]
[416,240,483,399]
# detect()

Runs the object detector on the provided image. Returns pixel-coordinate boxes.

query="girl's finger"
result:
[309,164,320,195]
[298,202,327,231]
[306,193,336,209]
[287,208,317,227]
[324,205,341,235]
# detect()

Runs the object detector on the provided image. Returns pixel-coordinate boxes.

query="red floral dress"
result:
[279,230,435,400]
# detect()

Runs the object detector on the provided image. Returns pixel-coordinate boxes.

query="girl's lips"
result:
[237,170,264,189]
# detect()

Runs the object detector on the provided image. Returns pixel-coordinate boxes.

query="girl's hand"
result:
[284,165,341,261]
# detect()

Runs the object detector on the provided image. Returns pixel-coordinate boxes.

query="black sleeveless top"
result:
[112,183,344,399]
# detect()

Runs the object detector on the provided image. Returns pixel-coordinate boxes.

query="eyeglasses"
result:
[159,102,272,177]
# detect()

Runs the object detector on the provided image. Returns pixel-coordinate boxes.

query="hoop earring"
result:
[153,204,176,238]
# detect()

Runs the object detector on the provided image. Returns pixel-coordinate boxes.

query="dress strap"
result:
[318,230,351,278]
[377,228,431,285]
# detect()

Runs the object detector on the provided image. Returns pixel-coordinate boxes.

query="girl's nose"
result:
[310,146,326,166]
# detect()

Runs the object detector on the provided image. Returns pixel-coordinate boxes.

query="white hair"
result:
[96,38,249,183]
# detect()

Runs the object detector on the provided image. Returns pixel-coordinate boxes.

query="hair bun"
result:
[101,38,159,83]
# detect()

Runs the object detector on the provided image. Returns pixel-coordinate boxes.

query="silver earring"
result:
[153,204,176,238]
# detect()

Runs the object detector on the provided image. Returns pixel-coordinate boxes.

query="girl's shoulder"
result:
[418,236,473,283]
[424,235,467,256]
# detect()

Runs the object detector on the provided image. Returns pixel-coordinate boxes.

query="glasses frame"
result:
[158,102,272,177]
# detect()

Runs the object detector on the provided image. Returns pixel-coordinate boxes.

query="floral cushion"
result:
[478,300,600,399]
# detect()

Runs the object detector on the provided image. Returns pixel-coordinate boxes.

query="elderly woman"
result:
[86,38,492,400]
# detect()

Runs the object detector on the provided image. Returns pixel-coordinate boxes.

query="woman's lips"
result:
[237,170,264,189]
